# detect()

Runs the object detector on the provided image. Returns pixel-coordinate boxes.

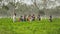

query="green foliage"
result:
[39,10,45,15]
[0,18,60,34]
[9,2,16,8]
[0,0,2,2]
[2,5,9,10]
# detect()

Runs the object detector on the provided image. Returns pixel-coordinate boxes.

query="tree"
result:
[31,0,46,16]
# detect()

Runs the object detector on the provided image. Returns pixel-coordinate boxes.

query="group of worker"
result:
[18,14,41,22]
[13,13,52,22]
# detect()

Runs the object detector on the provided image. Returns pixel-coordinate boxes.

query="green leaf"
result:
[2,5,9,10]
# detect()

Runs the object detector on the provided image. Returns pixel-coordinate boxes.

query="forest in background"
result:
[0,0,60,17]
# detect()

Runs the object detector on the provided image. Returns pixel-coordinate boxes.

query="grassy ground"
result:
[0,18,60,34]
